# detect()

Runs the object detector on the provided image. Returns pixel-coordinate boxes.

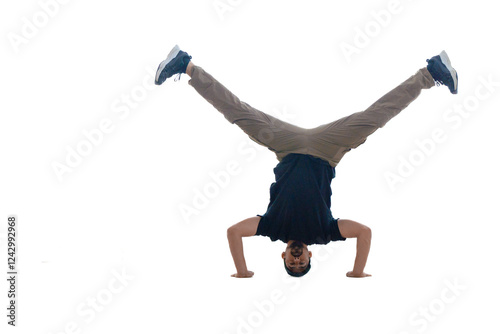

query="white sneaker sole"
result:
[155,44,181,83]
[438,50,458,92]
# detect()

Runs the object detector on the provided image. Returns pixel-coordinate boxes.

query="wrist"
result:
[351,269,364,276]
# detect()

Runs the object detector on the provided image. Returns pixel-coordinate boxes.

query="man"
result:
[155,45,458,278]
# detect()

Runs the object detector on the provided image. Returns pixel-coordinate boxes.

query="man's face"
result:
[282,240,312,273]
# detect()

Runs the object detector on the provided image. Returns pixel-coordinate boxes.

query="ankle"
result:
[186,61,194,77]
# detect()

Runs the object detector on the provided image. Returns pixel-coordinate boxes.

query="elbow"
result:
[227,226,236,238]
[227,226,242,241]
[361,226,372,239]
[366,227,372,239]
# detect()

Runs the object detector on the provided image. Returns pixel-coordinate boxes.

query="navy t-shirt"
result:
[256,153,346,245]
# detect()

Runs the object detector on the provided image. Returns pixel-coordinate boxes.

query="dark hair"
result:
[284,259,311,277]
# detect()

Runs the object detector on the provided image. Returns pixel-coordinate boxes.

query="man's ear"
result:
[308,251,312,258]
[281,252,286,259]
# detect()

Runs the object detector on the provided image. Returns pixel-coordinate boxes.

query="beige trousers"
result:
[188,65,435,167]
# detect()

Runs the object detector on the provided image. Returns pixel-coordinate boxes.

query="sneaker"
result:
[154,45,192,85]
[426,50,458,94]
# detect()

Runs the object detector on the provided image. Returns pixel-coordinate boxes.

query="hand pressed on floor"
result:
[231,271,254,278]
[346,271,372,278]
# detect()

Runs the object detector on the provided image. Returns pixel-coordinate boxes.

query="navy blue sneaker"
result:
[426,50,458,94]
[155,45,192,85]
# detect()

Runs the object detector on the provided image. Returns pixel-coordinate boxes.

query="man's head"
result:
[282,240,312,277]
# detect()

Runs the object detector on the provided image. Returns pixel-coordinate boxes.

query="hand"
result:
[346,271,372,278]
[231,271,254,278]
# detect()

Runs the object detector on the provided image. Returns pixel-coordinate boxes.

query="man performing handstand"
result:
[154,45,458,278]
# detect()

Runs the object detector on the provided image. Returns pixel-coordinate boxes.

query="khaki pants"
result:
[188,65,435,167]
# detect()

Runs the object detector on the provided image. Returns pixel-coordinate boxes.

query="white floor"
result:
[1,0,499,333]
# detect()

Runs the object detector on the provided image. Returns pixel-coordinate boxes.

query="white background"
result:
[1,0,499,333]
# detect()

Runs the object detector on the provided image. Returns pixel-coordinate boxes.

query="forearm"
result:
[227,232,249,273]
[352,230,372,274]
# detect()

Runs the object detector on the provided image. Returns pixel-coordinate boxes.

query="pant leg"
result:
[305,67,436,167]
[188,65,310,159]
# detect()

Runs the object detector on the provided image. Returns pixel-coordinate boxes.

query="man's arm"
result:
[337,219,372,278]
[227,216,260,278]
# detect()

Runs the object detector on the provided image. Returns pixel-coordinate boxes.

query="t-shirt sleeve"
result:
[255,214,267,237]
[255,214,283,243]
[331,218,347,241]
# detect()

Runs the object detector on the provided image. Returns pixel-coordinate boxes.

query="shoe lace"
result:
[174,73,182,82]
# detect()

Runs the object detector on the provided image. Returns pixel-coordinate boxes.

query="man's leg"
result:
[186,61,310,158]
[305,67,436,167]
[157,47,456,167]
